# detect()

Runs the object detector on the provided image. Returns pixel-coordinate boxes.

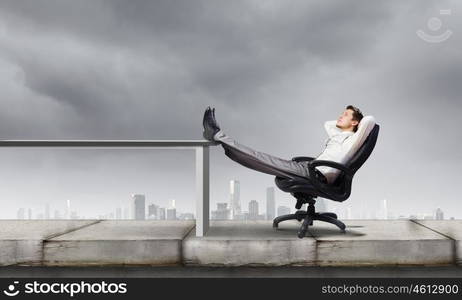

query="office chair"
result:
[273,124,380,238]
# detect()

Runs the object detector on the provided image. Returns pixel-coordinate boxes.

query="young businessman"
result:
[203,105,376,184]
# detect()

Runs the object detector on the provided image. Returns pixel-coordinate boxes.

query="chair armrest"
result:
[307,160,354,198]
[292,156,315,162]
[308,160,353,178]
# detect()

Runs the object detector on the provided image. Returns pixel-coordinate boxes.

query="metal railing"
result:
[0,139,212,237]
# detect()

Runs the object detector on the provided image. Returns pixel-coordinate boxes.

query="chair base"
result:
[273,202,346,238]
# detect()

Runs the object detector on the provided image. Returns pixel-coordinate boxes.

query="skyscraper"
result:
[211,203,231,220]
[266,187,275,220]
[132,194,146,220]
[379,198,388,220]
[166,199,177,220]
[435,207,444,220]
[248,200,259,220]
[229,180,241,219]
[158,207,166,220]
[148,203,159,219]
[66,199,71,219]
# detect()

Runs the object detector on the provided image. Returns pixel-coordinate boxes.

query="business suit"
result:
[214,130,312,179]
[213,115,376,183]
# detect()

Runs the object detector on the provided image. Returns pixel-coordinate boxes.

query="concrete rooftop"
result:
[0,219,461,267]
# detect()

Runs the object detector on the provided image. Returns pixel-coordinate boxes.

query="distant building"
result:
[158,207,166,220]
[66,200,71,219]
[233,213,245,220]
[70,211,79,219]
[148,203,159,219]
[248,200,259,220]
[266,187,275,220]
[277,206,290,216]
[178,213,195,220]
[132,194,146,220]
[435,208,444,220]
[166,208,177,220]
[16,208,25,219]
[166,199,177,220]
[229,180,241,219]
[212,203,231,220]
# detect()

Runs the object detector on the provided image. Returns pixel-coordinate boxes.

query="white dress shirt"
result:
[315,116,376,184]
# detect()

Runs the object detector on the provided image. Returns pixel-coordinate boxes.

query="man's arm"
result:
[342,115,376,158]
[324,120,341,137]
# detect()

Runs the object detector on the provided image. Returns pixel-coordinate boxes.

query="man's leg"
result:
[214,131,311,179]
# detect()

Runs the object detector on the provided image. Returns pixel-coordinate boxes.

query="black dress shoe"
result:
[211,108,220,128]
[202,107,221,144]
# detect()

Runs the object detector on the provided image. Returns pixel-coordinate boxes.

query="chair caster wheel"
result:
[273,222,278,228]
[297,229,307,238]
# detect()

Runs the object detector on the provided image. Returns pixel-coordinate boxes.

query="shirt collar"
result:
[338,130,354,136]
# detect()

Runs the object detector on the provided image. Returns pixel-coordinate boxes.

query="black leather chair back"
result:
[332,124,380,186]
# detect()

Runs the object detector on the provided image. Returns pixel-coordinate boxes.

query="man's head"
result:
[336,105,364,132]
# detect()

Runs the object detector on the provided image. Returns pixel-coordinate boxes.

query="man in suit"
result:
[203,105,375,184]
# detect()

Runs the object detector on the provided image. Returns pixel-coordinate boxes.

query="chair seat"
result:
[274,176,318,194]
[275,175,350,202]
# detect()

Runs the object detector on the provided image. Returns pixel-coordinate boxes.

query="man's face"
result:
[336,109,358,131]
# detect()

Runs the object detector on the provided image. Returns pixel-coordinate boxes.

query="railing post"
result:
[195,145,209,236]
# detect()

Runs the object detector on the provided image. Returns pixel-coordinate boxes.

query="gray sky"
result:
[0,0,460,219]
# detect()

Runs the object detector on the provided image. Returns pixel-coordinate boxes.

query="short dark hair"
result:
[346,105,364,132]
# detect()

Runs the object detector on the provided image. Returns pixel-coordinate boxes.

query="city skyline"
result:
[11,178,452,221]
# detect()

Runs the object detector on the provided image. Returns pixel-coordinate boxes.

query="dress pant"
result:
[214,131,311,179]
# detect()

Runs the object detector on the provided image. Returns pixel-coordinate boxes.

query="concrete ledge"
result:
[0,220,100,266]
[183,220,316,266]
[412,220,462,265]
[0,220,459,267]
[310,220,453,266]
[43,220,195,266]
